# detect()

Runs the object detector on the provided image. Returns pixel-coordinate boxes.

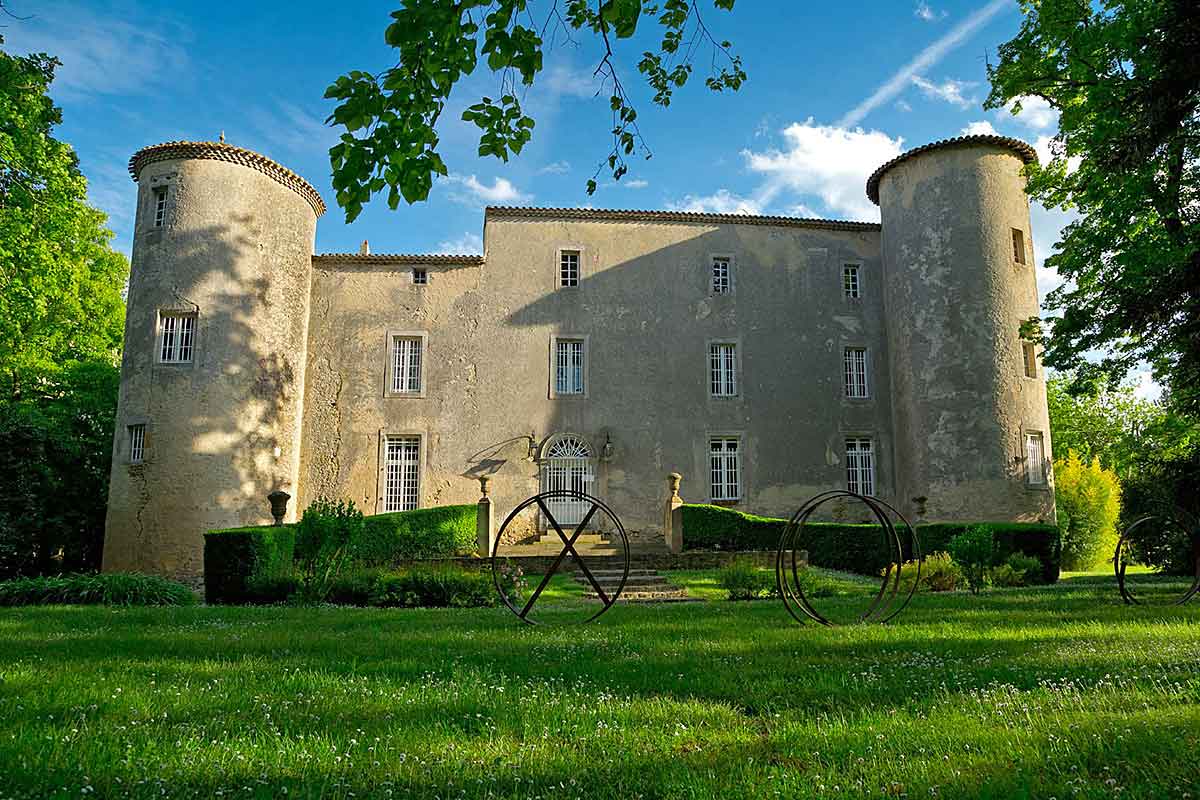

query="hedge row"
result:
[203,504,478,604]
[0,573,196,606]
[681,504,1060,583]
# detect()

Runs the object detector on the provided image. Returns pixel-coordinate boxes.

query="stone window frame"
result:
[1021,429,1049,489]
[842,261,863,301]
[383,329,428,399]
[709,252,736,296]
[1011,227,1028,265]
[126,419,149,466]
[1021,340,1039,380]
[706,431,745,504]
[376,430,424,513]
[412,267,429,286]
[555,245,586,290]
[706,337,742,399]
[548,333,589,399]
[843,434,876,497]
[842,344,872,401]
[142,172,176,237]
[153,306,199,368]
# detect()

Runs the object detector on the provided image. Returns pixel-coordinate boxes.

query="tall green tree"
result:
[986,0,1200,415]
[0,36,128,400]
[325,1,744,221]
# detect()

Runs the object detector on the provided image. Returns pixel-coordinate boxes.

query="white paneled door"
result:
[540,434,595,527]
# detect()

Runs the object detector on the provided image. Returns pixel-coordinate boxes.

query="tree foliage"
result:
[1054,450,1122,571]
[0,37,128,400]
[986,1,1200,415]
[325,0,744,221]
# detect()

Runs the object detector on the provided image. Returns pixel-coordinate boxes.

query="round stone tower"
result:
[102,141,324,582]
[868,135,1055,523]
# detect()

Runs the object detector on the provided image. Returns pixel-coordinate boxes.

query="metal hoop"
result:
[1113,511,1200,606]
[490,489,630,625]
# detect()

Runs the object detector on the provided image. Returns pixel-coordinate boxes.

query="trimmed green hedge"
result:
[681,504,1061,583]
[203,505,478,604]
[0,573,196,606]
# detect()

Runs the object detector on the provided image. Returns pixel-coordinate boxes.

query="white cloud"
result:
[742,120,906,221]
[667,189,761,215]
[538,161,571,175]
[540,65,598,99]
[895,99,913,113]
[437,232,484,255]
[622,178,649,189]
[1003,95,1058,131]
[247,100,335,156]
[443,174,531,205]
[961,120,999,136]
[840,0,1010,127]
[915,2,947,22]
[911,75,978,108]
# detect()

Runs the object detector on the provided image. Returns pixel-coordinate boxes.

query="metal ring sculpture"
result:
[1113,511,1200,606]
[776,490,921,626]
[491,489,630,625]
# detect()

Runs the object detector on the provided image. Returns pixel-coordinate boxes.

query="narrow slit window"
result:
[158,312,195,363]
[1022,341,1038,378]
[412,268,428,285]
[128,424,146,464]
[391,336,423,394]
[711,256,732,295]
[709,437,741,501]
[844,347,869,398]
[1025,432,1046,485]
[384,435,421,511]
[845,438,875,496]
[153,187,168,228]
[559,250,580,287]
[709,342,738,397]
[554,338,585,395]
[1012,228,1026,264]
[843,264,861,299]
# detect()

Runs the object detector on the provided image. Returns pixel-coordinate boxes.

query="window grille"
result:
[844,347,869,398]
[709,342,738,397]
[159,313,195,363]
[128,424,146,464]
[384,435,421,511]
[1012,228,1026,264]
[560,250,580,287]
[391,336,423,394]
[711,257,732,295]
[554,339,585,395]
[153,187,167,228]
[843,264,861,299]
[709,437,741,501]
[845,438,875,496]
[1022,341,1038,378]
[412,268,428,285]
[1024,432,1046,485]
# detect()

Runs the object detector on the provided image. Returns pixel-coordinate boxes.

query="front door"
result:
[540,434,595,527]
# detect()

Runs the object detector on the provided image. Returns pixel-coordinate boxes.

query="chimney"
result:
[359,240,370,255]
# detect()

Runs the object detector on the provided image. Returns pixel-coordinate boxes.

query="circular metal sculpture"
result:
[1113,511,1200,606]
[776,490,921,626]
[491,489,630,625]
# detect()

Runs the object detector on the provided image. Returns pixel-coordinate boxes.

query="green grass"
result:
[1,574,1198,799]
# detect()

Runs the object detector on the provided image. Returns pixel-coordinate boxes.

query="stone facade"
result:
[103,135,1056,583]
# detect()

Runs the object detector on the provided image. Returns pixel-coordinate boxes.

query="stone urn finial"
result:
[478,475,491,499]
[668,472,682,501]
[267,490,291,526]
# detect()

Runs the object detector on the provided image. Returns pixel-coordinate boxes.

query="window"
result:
[844,347,869,398]
[709,342,738,397]
[559,250,580,287]
[390,335,423,394]
[384,436,421,511]
[412,268,428,286]
[1022,341,1038,378]
[843,264,861,299]
[1012,228,1026,264]
[845,438,875,496]
[711,256,732,295]
[153,187,168,228]
[128,424,145,464]
[158,312,195,363]
[1025,432,1046,485]
[554,338,585,395]
[709,437,741,501]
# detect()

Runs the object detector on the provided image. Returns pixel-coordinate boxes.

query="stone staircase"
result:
[574,568,695,603]
[501,532,621,558]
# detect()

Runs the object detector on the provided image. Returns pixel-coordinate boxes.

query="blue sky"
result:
[9,0,1153,393]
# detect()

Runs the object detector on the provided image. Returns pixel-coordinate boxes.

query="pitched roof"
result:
[485,206,880,231]
[865,135,1039,205]
[129,140,327,217]
[312,253,484,266]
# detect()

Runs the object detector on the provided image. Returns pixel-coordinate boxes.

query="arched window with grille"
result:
[539,434,595,526]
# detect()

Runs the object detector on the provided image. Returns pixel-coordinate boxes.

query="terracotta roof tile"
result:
[485,206,880,231]
[865,134,1038,205]
[312,253,484,265]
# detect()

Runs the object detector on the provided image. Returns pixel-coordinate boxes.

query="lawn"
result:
[1,572,1198,799]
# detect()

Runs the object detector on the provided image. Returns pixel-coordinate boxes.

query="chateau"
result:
[102,134,1056,583]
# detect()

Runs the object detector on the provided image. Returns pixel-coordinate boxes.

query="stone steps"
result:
[573,568,697,603]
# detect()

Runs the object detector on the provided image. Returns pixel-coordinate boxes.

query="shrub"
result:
[0,573,196,606]
[718,559,773,600]
[203,525,297,604]
[889,552,963,594]
[243,572,302,604]
[1054,451,1122,570]
[295,498,365,603]
[493,560,527,606]
[352,505,478,564]
[989,553,1043,588]
[917,522,1061,584]
[370,567,496,608]
[327,569,387,606]
[948,526,994,594]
